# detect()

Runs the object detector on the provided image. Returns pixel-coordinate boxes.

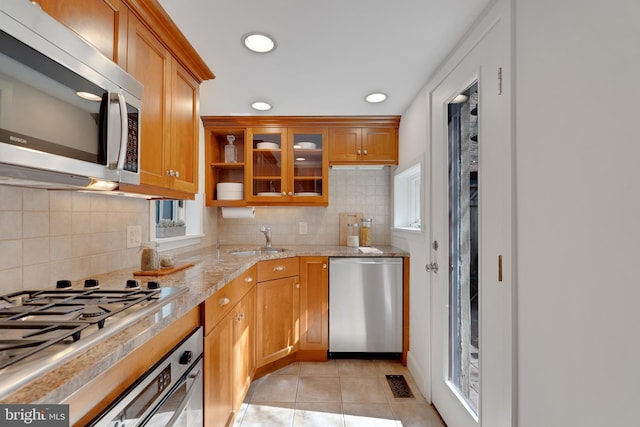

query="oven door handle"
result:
[164,362,203,427]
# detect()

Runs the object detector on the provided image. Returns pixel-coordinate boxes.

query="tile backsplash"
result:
[0,168,393,293]
[216,168,392,247]
[0,186,151,292]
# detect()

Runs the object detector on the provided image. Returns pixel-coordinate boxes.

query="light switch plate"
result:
[127,225,142,248]
[299,222,308,235]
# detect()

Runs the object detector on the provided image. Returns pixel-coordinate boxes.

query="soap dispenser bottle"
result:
[224,135,237,163]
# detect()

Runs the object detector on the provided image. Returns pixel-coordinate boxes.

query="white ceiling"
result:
[157,0,492,117]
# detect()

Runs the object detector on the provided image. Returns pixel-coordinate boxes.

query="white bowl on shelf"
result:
[256,192,280,196]
[295,142,317,149]
[217,183,243,200]
[294,192,321,196]
[256,142,279,149]
[217,192,243,200]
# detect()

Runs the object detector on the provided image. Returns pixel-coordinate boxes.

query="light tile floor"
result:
[233,359,447,427]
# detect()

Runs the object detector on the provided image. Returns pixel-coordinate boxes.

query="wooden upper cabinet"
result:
[168,60,199,194]
[202,116,402,206]
[126,15,170,189]
[202,117,331,207]
[329,125,399,165]
[362,128,399,163]
[328,127,362,163]
[35,0,128,65]
[122,14,200,197]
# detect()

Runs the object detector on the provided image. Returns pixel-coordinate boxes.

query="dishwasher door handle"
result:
[330,259,402,266]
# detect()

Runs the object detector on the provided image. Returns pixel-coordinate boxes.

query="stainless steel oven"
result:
[90,327,203,427]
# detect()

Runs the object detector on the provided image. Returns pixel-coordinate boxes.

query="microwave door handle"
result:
[115,93,128,171]
[163,365,203,427]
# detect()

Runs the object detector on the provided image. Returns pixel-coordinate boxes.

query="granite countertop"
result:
[0,244,408,405]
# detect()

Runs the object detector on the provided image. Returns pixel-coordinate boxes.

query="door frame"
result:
[427,0,514,425]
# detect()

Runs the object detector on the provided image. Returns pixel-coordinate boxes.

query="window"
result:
[156,200,185,224]
[151,193,203,251]
[393,161,422,230]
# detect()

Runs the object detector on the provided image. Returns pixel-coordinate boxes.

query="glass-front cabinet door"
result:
[247,127,287,201]
[289,127,328,203]
[247,127,328,204]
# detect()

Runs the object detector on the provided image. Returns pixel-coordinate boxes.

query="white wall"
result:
[514,0,640,425]
[391,87,431,399]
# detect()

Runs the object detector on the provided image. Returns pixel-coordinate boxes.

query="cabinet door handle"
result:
[363,149,368,155]
[219,296,231,306]
[357,149,362,155]
[175,170,180,178]
[281,192,287,196]
[288,191,293,196]
[244,276,254,283]
[295,283,300,289]
[323,264,327,268]
[274,265,285,272]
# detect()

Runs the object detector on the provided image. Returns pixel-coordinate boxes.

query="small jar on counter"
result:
[359,218,373,247]
[140,242,158,271]
[347,223,359,247]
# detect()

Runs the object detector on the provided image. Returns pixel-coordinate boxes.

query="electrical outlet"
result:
[127,225,142,248]
[299,222,308,235]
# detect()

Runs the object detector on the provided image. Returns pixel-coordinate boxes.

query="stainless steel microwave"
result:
[0,2,143,191]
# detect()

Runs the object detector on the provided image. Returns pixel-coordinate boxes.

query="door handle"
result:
[425,262,438,273]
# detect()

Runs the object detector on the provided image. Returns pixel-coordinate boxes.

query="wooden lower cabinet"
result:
[256,275,300,367]
[233,286,255,410]
[298,256,329,360]
[203,311,233,427]
[203,284,256,427]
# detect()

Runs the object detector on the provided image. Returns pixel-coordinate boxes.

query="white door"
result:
[429,2,513,426]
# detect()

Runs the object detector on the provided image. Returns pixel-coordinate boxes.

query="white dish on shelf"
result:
[217,182,244,200]
[256,142,279,149]
[217,192,243,200]
[295,142,317,149]
[217,182,243,192]
[256,192,281,196]
[294,192,321,196]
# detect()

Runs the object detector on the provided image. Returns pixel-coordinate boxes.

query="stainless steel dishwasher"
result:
[329,257,403,358]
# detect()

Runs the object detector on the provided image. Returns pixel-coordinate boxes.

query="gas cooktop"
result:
[0,279,186,398]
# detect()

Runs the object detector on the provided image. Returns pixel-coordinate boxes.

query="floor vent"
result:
[386,374,414,398]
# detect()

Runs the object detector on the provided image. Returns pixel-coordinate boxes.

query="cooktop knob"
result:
[84,279,99,289]
[56,280,72,289]
[126,279,140,289]
[147,281,160,290]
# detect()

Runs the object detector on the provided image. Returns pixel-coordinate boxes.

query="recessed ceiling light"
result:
[251,101,272,111]
[242,33,277,53]
[365,92,387,103]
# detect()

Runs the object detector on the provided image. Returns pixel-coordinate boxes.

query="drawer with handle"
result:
[257,257,299,282]
[202,265,257,334]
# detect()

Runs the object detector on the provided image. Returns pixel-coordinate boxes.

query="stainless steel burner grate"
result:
[0,321,89,370]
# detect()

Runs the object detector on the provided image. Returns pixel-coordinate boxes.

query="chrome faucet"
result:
[260,226,272,248]
[216,239,224,257]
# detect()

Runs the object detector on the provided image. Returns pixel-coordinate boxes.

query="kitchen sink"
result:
[230,248,288,256]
